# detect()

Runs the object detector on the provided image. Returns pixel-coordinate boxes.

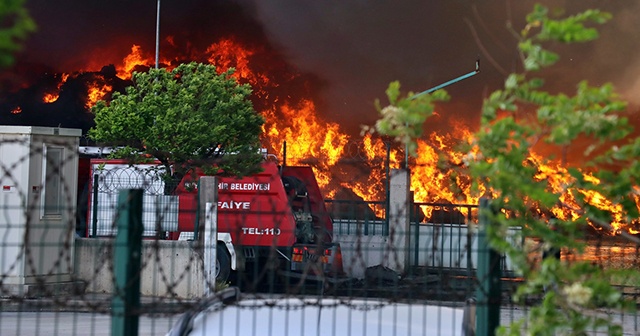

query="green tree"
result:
[0,0,36,68]
[370,4,639,335]
[467,5,639,335]
[90,62,265,194]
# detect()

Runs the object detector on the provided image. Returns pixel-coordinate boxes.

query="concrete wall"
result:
[75,234,394,297]
[333,234,388,279]
[75,234,390,297]
[74,224,515,298]
[75,238,205,298]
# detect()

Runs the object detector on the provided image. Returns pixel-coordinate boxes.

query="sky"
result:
[8,0,640,136]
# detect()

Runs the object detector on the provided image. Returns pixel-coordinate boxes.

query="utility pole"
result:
[155,0,161,69]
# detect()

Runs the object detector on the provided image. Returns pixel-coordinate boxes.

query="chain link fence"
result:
[1,130,640,335]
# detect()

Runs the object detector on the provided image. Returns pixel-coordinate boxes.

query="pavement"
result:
[0,293,196,315]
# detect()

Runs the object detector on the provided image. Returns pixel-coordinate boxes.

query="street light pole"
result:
[404,59,480,168]
[155,0,160,69]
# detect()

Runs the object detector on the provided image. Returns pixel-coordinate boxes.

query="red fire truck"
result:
[174,160,343,282]
[83,153,344,284]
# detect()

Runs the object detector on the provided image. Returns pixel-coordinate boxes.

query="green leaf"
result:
[505,74,519,90]
[386,81,401,104]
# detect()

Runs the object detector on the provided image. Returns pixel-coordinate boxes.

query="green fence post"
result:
[111,189,143,336]
[413,203,419,272]
[385,140,390,236]
[91,174,99,237]
[476,198,501,336]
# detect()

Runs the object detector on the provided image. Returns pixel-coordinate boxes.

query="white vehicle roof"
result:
[168,288,472,336]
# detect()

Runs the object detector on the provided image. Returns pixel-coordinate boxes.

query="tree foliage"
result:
[89,62,265,193]
[0,0,36,68]
[468,5,640,335]
[372,4,640,335]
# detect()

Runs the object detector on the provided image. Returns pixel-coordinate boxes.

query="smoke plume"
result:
[2,0,639,135]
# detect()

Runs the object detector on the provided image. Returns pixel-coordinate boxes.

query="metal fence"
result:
[2,132,640,335]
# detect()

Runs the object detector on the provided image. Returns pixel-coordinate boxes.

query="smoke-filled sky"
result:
[8,0,640,135]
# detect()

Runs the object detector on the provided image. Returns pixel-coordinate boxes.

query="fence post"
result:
[111,189,143,336]
[385,140,391,236]
[466,205,474,294]
[413,202,419,272]
[388,169,411,274]
[91,174,99,237]
[476,198,501,336]
[199,176,219,294]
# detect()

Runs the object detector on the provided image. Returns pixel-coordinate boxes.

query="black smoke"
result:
[2,0,639,137]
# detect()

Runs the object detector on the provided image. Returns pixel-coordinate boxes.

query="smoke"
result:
[243,1,640,128]
[604,1,640,107]
[4,0,640,135]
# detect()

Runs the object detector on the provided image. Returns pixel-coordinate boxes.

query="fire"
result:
[206,37,271,96]
[11,106,22,114]
[523,153,638,234]
[577,174,627,233]
[263,99,349,188]
[118,45,149,79]
[207,38,255,83]
[43,73,70,103]
[43,93,58,103]
[349,133,397,199]
[69,39,639,235]
[86,81,112,109]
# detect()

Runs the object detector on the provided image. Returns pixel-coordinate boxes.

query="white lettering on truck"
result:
[241,228,281,235]
[219,183,270,191]
[217,201,250,210]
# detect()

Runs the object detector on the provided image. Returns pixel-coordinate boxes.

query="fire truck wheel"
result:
[216,244,231,283]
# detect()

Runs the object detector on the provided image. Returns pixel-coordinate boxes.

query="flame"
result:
[577,174,627,233]
[11,106,22,114]
[207,38,255,82]
[43,73,70,103]
[206,37,271,96]
[86,81,112,108]
[43,93,58,103]
[118,45,149,79]
[263,99,349,188]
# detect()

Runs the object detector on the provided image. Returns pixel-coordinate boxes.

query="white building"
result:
[0,126,81,295]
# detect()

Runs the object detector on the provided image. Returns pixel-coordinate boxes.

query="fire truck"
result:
[82,150,344,284]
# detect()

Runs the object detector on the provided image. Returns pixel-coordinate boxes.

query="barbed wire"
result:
[1,136,639,335]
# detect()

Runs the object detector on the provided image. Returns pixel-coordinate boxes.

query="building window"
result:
[42,146,63,216]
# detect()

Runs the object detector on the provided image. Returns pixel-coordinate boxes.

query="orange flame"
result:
[206,37,271,96]
[522,152,636,234]
[86,82,112,109]
[118,45,148,79]
[43,73,70,103]
[207,38,254,82]
[43,93,58,103]
[264,100,349,188]
[11,106,22,114]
